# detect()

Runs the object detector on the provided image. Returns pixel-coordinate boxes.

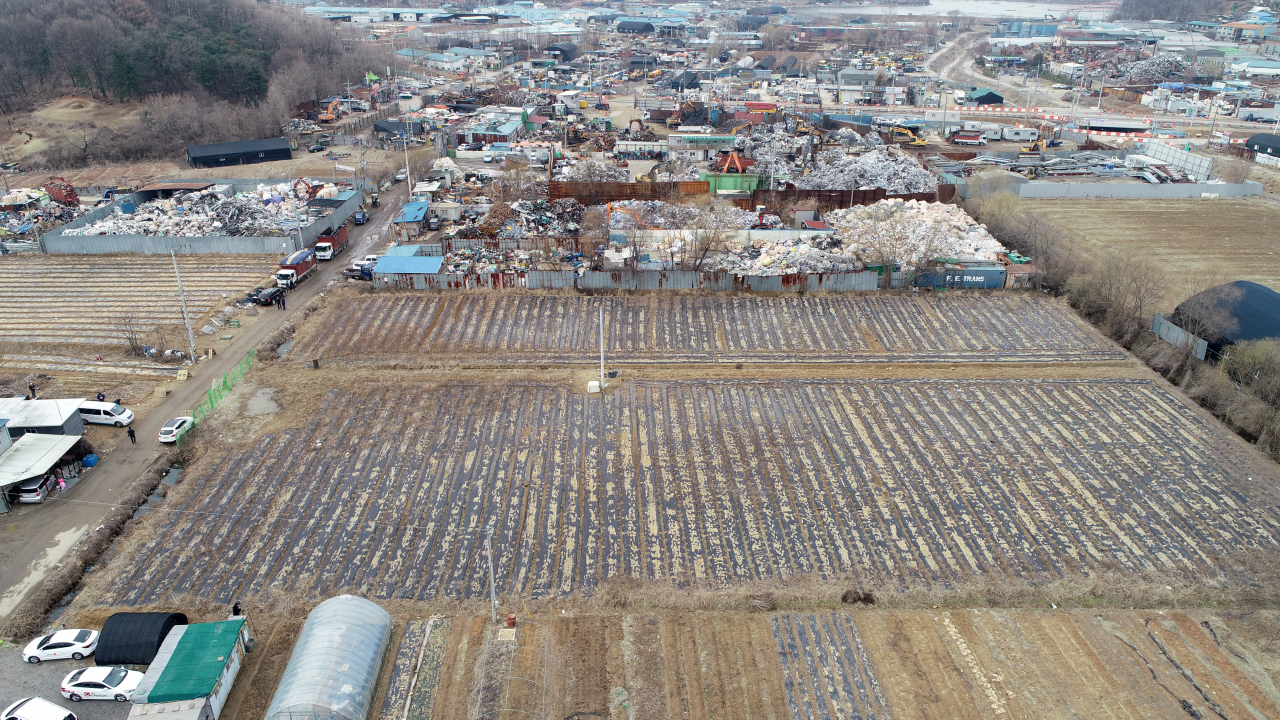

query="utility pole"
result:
[171,250,196,363]
[485,524,498,623]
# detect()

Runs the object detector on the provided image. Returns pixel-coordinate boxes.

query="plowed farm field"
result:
[93,378,1280,605]
[376,609,1280,720]
[292,294,1122,364]
[0,254,275,345]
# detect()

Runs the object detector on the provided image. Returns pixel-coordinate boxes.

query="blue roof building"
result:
[394,201,431,224]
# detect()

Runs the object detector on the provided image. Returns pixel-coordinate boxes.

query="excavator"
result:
[729,122,753,135]
[605,202,651,230]
[885,126,927,147]
[1021,137,1063,152]
[318,98,340,123]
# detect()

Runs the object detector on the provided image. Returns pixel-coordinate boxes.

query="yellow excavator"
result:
[886,126,927,147]
[318,97,340,123]
[605,202,651,230]
[730,122,753,134]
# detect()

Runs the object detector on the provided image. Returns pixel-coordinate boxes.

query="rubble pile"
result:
[0,202,83,236]
[605,201,781,230]
[444,245,587,274]
[795,148,937,194]
[472,198,586,238]
[741,131,812,177]
[655,164,704,182]
[700,200,1004,276]
[282,118,321,134]
[1117,53,1187,83]
[565,158,628,183]
[836,128,882,148]
[62,186,316,237]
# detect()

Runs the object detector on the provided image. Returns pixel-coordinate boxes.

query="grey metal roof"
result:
[0,398,83,428]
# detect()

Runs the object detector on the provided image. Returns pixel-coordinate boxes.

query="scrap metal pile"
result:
[795,148,937,193]
[740,130,813,177]
[62,186,316,237]
[465,198,586,240]
[564,158,629,183]
[605,200,782,231]
[924,152,1129,178]
[1116,53,1188,84]
[700,200,1004,276]
[836,128,883,148]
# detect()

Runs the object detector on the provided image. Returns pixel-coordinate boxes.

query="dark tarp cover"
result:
[1173,280,1280,351]
[96,612,188,666]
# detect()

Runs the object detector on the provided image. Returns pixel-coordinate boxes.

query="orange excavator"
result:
[605,202,651,230]
[318,98,340,123]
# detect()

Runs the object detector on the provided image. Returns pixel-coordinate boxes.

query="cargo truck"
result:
[313,224,349,260]
[276,248,317,288]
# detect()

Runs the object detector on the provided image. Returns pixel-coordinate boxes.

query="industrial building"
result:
[186,138,293,168]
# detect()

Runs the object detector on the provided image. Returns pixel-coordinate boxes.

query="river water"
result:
[793,0,1116,21]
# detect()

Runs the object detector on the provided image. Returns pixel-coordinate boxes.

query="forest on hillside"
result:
[1113,0,1239,21]
[0,0,389,167]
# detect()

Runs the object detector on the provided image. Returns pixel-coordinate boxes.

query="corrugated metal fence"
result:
[1153,313,1207,360]
[374,269,881,292]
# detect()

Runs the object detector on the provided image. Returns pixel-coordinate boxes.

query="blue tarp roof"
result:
[372,256,443,275]
[394,201,430,224]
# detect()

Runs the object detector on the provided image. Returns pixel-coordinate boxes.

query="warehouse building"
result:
[966,88,1005,106]
[1168,280,1280,357]
[617,20,655,34]
[1245,133,1280,156]
[186,138,292,168]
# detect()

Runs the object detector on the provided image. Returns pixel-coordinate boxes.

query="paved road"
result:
[0,181,410,631]
[0,645,130,720]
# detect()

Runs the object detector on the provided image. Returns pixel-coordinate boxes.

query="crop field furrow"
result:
[293,295,1117,363]
[98,380,1280,601]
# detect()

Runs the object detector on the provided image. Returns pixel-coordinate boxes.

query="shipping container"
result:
[916,266,1006,289]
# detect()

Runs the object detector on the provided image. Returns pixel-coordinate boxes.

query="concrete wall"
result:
[1016,180,1262,199]
[42,179,363,255]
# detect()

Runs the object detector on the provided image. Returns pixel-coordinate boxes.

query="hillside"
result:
[0,0,389,168]
[1113,0,1239,21]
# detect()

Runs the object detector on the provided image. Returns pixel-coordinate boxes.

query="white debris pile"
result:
[1117,53,1187,83]
[605,200,781,230]
[62,185,318,237]
[836,128,881,148]
[433,156,460,174]
[701,200,1004,276]
[741,131,812,177]
[655,164,704,182]
[565,158,629,183]
[795,148,937,193]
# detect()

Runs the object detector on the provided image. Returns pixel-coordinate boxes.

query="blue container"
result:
[82,454,99,468]
[120,201,136,214]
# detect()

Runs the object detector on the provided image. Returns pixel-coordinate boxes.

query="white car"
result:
[483,153,493,163]
[2,698,77,720]
[158,417,194,444]
[352,254,379,271]
[1052,84,1069,89]
[22,629,98,663]
[60,667,143,703]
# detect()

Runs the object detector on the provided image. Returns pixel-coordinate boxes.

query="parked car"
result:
[23,630,98,663]
[2,698,77,720]
[483,153,493,163]
[79,401,134,427]
[353,211,368,225]
[594,102,610,110]
[158,417,194,444]
[394,169,408,181]
[60,667,143,703]
[352,254,379,271]
[1051,84,1069,89]
[15,475,57,504]
[427,216,440,231]
[254,287,284,306]
[308,144,325,153]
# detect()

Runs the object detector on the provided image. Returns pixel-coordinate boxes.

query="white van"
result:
[2,698,77,720]
[79,401,134,427]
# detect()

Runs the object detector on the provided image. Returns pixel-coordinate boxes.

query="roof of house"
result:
[372,255,445,275]
[186,137,291,160]
[134,620,246,705]
[447,47,493,56]
[426,53,463,62]
[0,398,83,429]
[395,48,431,58]
[1247,132,1280,150]
[801,220,831,230]
[394,201,431,224]
[618,20,656,31]
[0,434,81,488]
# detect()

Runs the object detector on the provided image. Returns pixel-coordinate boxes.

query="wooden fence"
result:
[548,181,710,204]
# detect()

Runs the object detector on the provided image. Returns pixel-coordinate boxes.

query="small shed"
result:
[544,42,578,61]
[0,398,85,438]
[1245,133,1280,156]
[0,428,81,513]
[372,256,446,290]
[967,87,1005,106]
[393,201,431,236]
[186,138,292,168]
[130,618,251,720]
[96,612,189,666]
[264,596,392,720]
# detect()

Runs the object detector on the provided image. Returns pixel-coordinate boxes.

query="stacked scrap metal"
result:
[605,201,782,231]
[796,148,937,193]
[62,186,316,237]
[1117,53,1187,84]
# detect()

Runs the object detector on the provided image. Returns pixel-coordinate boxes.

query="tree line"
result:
[0,0,390,167]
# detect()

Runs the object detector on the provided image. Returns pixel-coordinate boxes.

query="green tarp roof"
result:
[136,619,244,704]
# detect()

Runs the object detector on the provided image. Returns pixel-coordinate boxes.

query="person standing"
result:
[127,428,136,444]
[29,382,36,398]
[280,294,287,311]
[97,392,105,402]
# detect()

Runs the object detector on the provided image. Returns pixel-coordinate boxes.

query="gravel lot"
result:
[0,645,131,720]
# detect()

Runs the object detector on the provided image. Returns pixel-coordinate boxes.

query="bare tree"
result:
[115,312,146,356]
[1065,250,1167,345]
[685,208,735,271]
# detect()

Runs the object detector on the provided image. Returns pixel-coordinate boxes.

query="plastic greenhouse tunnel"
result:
[263,595,393,720]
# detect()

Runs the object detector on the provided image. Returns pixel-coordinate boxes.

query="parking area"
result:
[0,645,131,720]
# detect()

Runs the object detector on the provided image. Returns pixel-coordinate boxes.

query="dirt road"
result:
[0,180,409,628]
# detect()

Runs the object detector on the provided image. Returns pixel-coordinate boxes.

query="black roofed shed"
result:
[96,612,188,666]
[187,138,292,168]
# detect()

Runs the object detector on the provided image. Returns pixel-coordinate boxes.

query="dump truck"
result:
[276,248,317,288]
[313,224,349,260]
